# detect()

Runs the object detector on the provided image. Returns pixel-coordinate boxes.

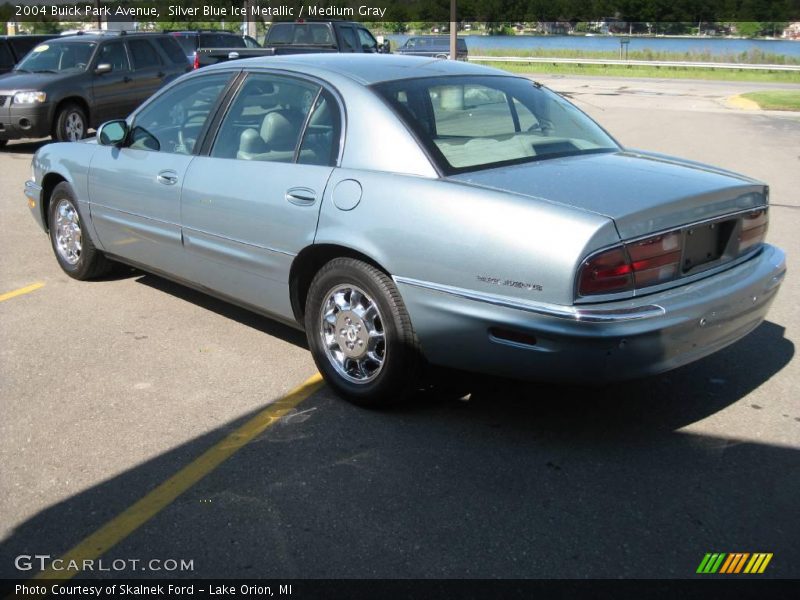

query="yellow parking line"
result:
[0,282,45,303]
[33,372,324,581]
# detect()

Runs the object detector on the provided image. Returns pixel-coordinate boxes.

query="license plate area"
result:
[682,219,736,274]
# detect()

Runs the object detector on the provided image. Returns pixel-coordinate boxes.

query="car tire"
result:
[48,182,111,280]
[53,103,88,142]
[305,258,422,407]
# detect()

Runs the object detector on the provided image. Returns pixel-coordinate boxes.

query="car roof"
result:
[208,54,507,85]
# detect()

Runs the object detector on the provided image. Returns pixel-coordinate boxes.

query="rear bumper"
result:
[396,244,786,383]
[0,103,52,140]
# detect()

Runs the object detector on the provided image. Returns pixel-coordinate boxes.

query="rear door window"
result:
[96,41,129,71]
[128,39,162,69]
[156,37,188,64]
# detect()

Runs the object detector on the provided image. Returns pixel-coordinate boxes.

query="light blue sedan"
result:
[25,55,786,405]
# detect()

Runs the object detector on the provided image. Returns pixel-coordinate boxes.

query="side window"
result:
[356,28,378,53]
[156,37,188,65]
[96,41,129,72]
[298,92,341,166]
[339,26,358,52]
[211,74,319,163]
[128,39,161,70]
[129,73,232,154]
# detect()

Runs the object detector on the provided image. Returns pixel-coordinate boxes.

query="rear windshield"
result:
[266,24,334,46]
[373,75,619,174]
[198,33,246,48]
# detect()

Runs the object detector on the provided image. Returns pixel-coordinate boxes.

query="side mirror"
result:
[381,40,391,54]
[94,63,112,75]
[97,120,128,146]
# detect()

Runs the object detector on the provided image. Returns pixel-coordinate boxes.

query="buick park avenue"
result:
[25,55,786,405]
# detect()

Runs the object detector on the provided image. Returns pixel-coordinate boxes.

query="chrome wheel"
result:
[319,285,386,384]
[64,111,85,141]
[54,199,82,265]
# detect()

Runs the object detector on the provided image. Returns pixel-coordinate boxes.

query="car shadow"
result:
[134,272,309,350]
[0,322,795,580]
[0,139,51,154]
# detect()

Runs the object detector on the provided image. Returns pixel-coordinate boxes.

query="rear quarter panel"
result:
[315,169,620,306]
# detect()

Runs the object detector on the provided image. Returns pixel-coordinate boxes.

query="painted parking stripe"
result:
[0,282,44,303]
[32,372,324,581]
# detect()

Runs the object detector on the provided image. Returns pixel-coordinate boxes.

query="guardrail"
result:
[469,56,800,71]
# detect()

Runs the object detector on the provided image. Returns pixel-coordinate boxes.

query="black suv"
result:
[168,30,247,64]
[0,31,189,146]
[0,35,58,75]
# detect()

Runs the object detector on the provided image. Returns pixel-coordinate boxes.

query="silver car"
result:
[24,55,786,406]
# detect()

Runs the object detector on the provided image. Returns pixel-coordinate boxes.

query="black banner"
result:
[2,0,800,24]
[2,579,800,600]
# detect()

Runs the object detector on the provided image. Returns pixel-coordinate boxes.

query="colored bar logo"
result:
[697,553,773,574]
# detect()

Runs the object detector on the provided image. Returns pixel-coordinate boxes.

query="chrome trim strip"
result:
[393,276,665,322]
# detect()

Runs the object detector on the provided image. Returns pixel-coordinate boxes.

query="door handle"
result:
[157,170,178,186]
[286,187,317,206]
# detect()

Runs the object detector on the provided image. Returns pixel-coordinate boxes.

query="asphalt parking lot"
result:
[1,75,799,580]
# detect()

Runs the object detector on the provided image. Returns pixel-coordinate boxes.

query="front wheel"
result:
[53,103,87,142]
[305,258,422,407]
[48,182,111,279]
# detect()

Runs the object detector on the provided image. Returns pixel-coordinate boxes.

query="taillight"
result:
[579,231,682,297]
[192,52,200,70]
[578,246,633,296]
[738,209,768,253]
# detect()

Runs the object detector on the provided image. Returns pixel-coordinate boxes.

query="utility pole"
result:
[244,0,257,38]
[449,0,457,59]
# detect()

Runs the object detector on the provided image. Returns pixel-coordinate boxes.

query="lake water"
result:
[387,35,800,58]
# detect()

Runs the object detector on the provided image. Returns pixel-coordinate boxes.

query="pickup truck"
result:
[194,21,389,69]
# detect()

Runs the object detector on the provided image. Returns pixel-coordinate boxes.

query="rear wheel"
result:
[305,258,422,407]
[48,182,111,279]
[53,103,87,142]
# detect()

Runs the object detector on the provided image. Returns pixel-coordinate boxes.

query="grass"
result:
[739,91,800,110]
[479,47,800,65]
[476,61,800,83]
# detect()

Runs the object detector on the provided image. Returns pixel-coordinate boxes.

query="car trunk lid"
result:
[446,150,767,240]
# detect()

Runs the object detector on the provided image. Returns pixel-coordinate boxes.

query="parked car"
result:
[193,21,390,69]
[24,55,786,405]
[0,35,58,75]
[0,31,188,146]
[168,30,247,64]
[395,35,468,60]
